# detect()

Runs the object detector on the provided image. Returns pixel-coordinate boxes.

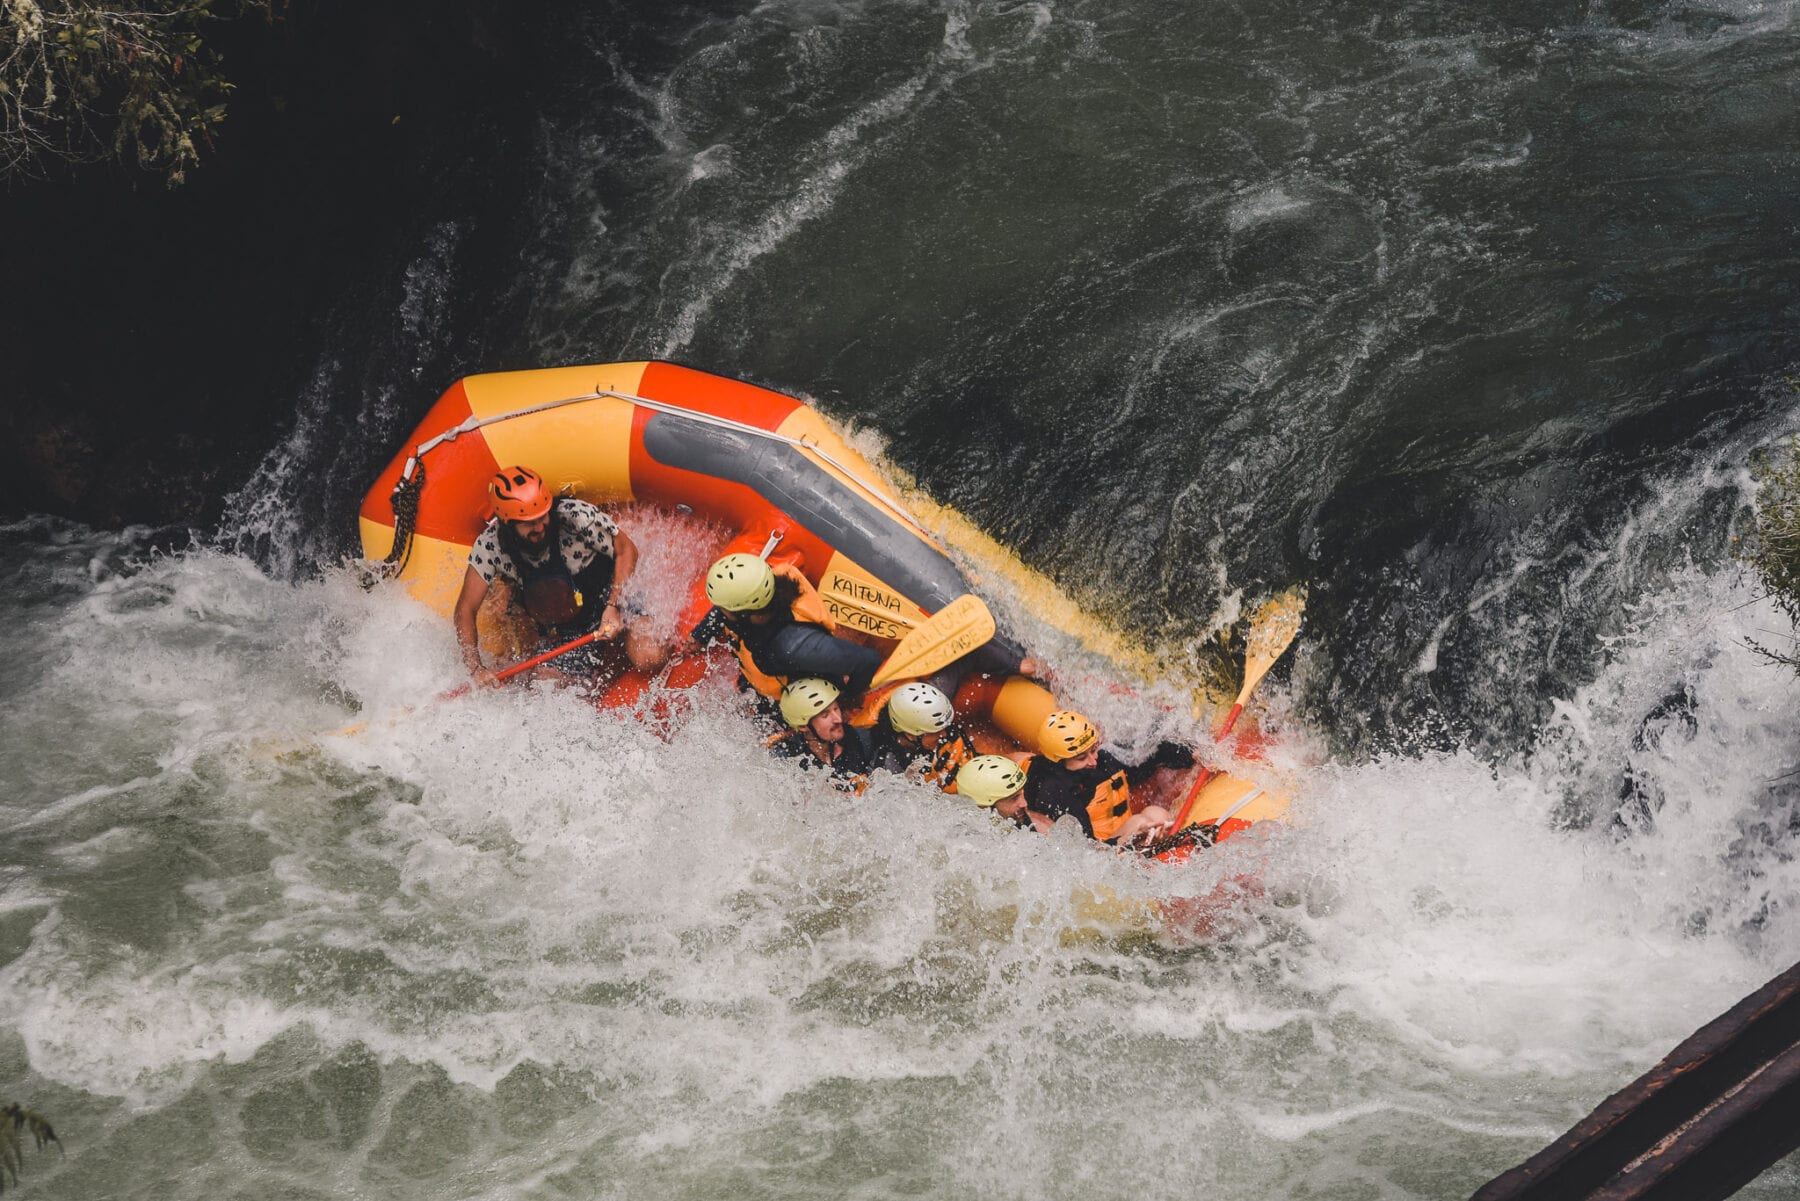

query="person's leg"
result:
[770,625,882,695]
[623,614,670,672]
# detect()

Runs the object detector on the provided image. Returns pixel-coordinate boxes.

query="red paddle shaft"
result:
[1218,702,1246,738]
[1170,719,1239,829]
[1170,766,1216,831]
[441,627,607,701]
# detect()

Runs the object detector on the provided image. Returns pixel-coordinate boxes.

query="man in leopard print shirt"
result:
[453,465,665,687]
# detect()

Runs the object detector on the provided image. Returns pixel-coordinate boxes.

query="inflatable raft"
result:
[357,361,1288,845]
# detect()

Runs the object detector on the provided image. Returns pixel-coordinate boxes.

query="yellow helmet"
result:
[886,682,954,735]
[705,553,776,612]
[1038,710,1099,762]
[779,678,840,729]
[957,755,1027,807]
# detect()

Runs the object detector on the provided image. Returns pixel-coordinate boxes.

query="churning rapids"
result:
[4,1,1800,1198]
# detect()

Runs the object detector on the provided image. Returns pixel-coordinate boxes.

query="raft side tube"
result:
[357,361,1022,668]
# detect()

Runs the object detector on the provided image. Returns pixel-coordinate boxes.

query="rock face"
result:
[0,0,569,531]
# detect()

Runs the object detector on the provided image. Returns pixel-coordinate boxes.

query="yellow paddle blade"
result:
[1198,585,1308,729]
[869,593,996,688]
[818,567,926,642]
[1233,586,1307,706]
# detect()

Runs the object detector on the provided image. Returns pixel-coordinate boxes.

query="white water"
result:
[2,478,1798,1198]
[7,0,1800,1191]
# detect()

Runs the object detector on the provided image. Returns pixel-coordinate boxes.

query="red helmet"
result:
[489,466,552,522]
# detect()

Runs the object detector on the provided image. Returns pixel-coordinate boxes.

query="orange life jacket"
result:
[847,681,903,728]
[1085,769,1133,842]
[923,728,978,792]
[733,641,788,699]
[872,722,977,790]
[732,563,839,699]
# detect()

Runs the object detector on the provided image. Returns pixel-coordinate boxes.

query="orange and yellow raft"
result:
[358,361,1288,836]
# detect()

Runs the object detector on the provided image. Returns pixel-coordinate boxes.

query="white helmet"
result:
[886,682,954,735]
[779,678,840,729]
[706,553,776,612]
[956,755,1028,807]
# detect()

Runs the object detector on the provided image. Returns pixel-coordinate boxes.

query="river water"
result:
[5,1,1800,1197]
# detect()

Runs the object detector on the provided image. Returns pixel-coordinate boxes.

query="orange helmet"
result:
[1038,710,1099,762]
[489,466,552,522]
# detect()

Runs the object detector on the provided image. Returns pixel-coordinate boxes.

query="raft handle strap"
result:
[1214,787,1264,827]
[400,388,930,539]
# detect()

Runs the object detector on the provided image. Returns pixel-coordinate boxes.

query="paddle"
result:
[1168,587,1306,830]
[1217,587,1307,737]
[817,574,922,642]
[868,593,996,688]
[330,627,610,737]
[439,627,615,700]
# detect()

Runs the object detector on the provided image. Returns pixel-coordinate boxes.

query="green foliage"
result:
[0,1102,62,1194]
[0,0,271,184]
[1740,382,1800,671]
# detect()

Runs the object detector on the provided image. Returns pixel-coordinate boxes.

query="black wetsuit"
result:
[736,616,881,696]
[1024,743,1190,841]
[870,723,979,785]
[768,725,878,791]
